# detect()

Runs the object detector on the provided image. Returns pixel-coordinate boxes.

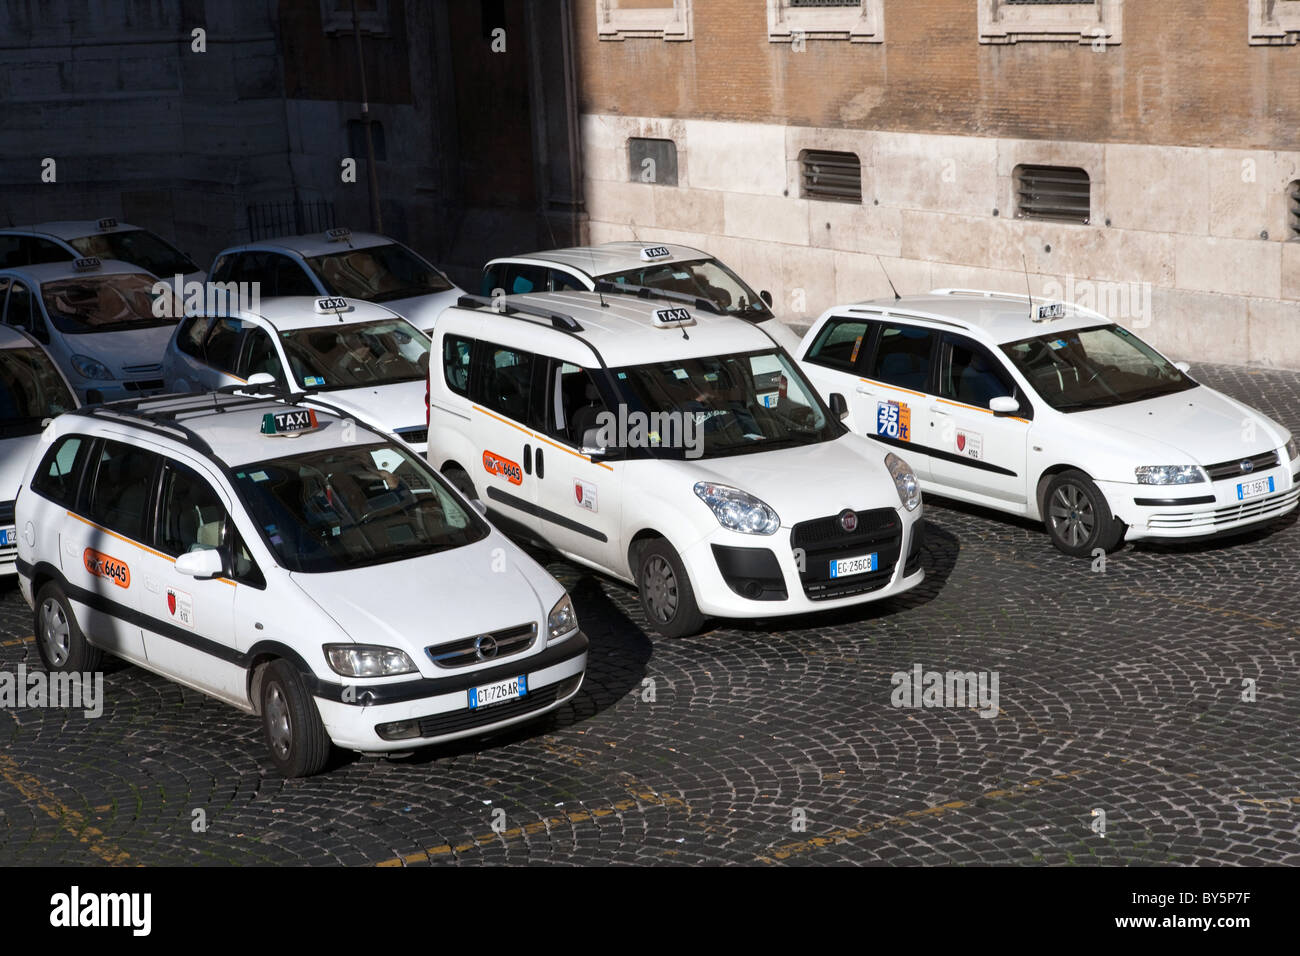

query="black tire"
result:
[1043,469,1124,558]
[34,582,102,673]
[260,660,331,778]
[444,465,478,502]
[636,539,705,638]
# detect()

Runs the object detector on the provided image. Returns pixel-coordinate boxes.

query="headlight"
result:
[885,452,921,511]
[547,593,579,643]
[324,644,417,677]
[693,481,781,535]
[1135,464,1206,485]
[70,354,113,381]
[1286,437,1298,462]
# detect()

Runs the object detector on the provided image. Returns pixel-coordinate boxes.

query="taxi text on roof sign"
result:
[653,307,694,327]
[314,297,352,314]
[326,227,352,243]
[640,245,671,261]
[96,218,117,231]
[1036,302,1066,321]
[261,408,320,436]
[73,257,101,272]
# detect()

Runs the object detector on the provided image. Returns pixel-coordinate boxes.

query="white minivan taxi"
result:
[426,288,925,637]
[796,289,1299,557]
[13,391,588,776]
[0,257,179,404]
[0,326,78,574]
[162,296,432,452]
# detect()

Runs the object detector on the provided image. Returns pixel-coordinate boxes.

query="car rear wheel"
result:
[637,539,705,638]
[260,660,331,778]
[34,582,102,673]
[1043,470,1124,558]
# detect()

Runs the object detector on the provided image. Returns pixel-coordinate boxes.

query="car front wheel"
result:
[637,539,705,638]
[260,660,332,777]
[1043,470,1124,558]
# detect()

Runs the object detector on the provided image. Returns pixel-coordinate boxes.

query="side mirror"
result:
[1173,361,1191,373]
[580,427,609,459]
[174,548,224,579]
[244,372,276,388]
[828,393,850,420]
[989,395,1020,415]
[760,290,773,307]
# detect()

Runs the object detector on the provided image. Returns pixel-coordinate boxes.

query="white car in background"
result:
[162,296,433,453]
[208,228,463,334]
[0,326,79,575]
[796,289,1299,557]
[0,218,204,298]
[0,257,178,404]
[481,241,803,352]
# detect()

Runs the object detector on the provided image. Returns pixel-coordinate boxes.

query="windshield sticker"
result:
[84,549,130,589]
[672,271,690,280]
[166,587,195,629]
[1048,338,1067,350]
[304,375,326,387]
[673,368,689,380]
[483,450,524,486]
[876,400,911,441]
[250,470,269,482]
[956,429,983,461]
[574,479,598,513]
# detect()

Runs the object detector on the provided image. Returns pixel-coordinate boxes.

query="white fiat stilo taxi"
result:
[797,289,1299,557]
[13,391,588,776]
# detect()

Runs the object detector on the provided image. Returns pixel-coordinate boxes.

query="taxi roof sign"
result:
[73,256,102,272]
[261,408,320,436]
[652,307,694,328]
[96,218,118,231]
[640,245,671,261]
[1035,302,1067,322]
[325,227,352,243]
[314,297,352,314]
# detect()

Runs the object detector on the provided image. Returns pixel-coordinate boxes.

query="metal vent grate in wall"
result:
[1288,180,1300,240]
[1015,165,1091,224]
[801,150,862,203]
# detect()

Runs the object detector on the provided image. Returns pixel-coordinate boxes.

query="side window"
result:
[268,254,318,296]
[203,318,245,374]
[548,269,585,292]
[941,335,1021,411]
[157,461,228,557]
[480,264,504,297]
[544,360,608,447]
[503,264,548,296]
[25,238,70,265]
[30,434,91,507]
[805,318,872,371]
[86,440,161,542]
[442,333,474,397]
[3,281,33,332]
[473,341,535,424]
[209,254,235,284]
[175,316,212,358]
[0,238,22,269]
[239,327,285,385]
[868,323,936,393]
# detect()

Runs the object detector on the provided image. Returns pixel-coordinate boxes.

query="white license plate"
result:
[0,527,13,548]
[1236,476,1275,501]
[468,675,526,710]
[830,553,877,578]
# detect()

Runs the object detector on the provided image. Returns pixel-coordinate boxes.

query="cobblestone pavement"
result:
[1,362,1298,866]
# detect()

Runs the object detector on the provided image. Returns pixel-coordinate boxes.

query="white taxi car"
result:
[0,218,205,298]
[0,326,78,574]
[426,288,925,637]
[13,391,588,776]
[0,257,179,404]
[208,228,463,334]
[797,289,1299,557]
[162,296,432,453]
[481,241,802,351]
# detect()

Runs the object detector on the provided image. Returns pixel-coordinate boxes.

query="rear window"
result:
[30,434,91,507]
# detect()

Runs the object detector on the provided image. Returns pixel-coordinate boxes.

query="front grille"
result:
[415,682,562,738]
[1146,487,1299,530]
[791,507,901,601]
[1204,451,1280,482]
[123,379,164,393]
[122,363,162,374]
[395,427,428,446]
[426,623,538,669]
[0,500,14,524]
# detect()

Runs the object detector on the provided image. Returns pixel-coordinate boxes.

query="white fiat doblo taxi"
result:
[797,289,1299,557]
[14,391,588,776]
[425,288,925,637]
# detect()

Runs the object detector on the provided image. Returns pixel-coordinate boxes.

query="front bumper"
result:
[310,632,588,752]
[1101,464,1300,541]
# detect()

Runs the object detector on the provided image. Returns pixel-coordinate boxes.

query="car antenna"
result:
[1021,254,1034,320]
[874,255,900,301]
[589,246,608,308]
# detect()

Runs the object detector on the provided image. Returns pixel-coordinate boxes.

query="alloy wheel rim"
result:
[1049,484,1095,548]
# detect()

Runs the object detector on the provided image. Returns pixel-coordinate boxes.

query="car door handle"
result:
[523,444,532,475]
[855,384,874,395]
[536,447,545,479]
[929,405,949,415]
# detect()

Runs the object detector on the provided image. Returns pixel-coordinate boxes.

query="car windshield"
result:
[40,273,178,334]
[1001,324,1195,412]
[607,348,839,459]
[232,443,488,573]
[278,318,430,390]
[600,258,773,320]
[68,229,199,278]
[304,242,454,303]
[0,347,75,437]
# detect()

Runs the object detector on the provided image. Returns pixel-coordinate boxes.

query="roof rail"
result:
[590,280,726,316]
[929,287,1113,324]
[456,294,582,332]
[71,396,217,457]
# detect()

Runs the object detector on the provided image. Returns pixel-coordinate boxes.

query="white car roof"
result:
[4,220,137,240]
[65,391,393,468]
[490,241,712,280]
[451,289,779,367]
[830,289,1116,346]
[215,230,392,260]
[212,296,409,332]
[0,258,158,284]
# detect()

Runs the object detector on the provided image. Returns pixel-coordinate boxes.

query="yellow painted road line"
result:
[0,754,131,865]
[0,636,34,648]
[756,770,1089,864]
